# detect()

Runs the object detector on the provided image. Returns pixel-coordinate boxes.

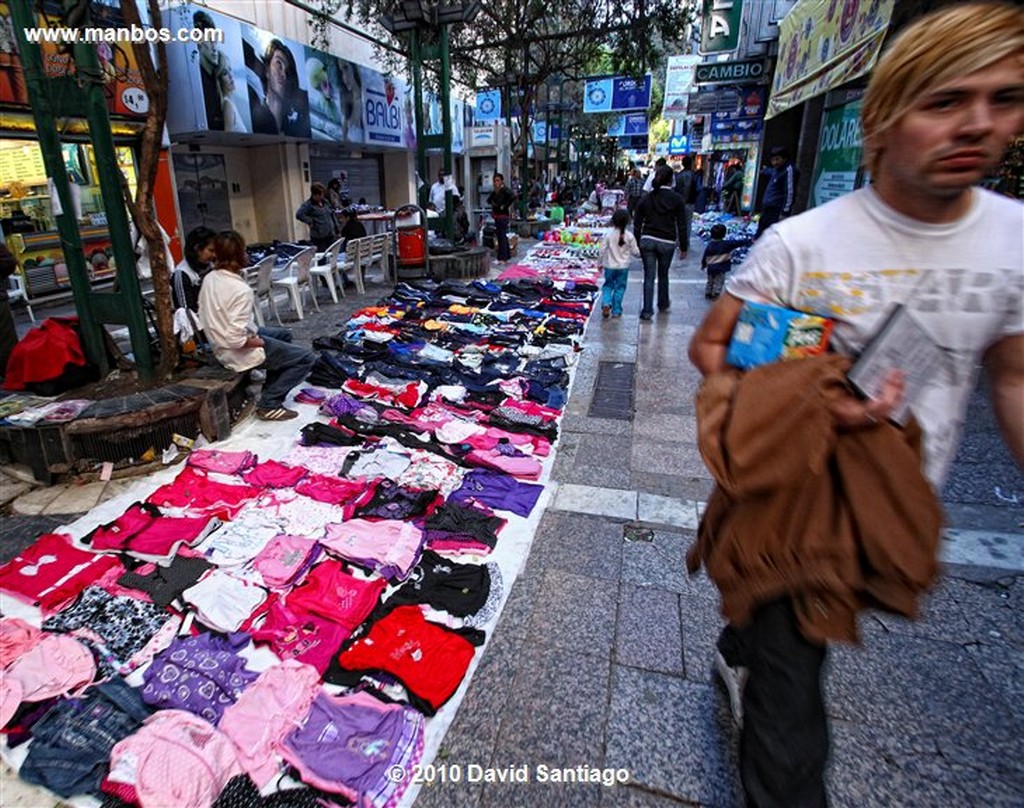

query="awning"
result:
[766,0,895,120]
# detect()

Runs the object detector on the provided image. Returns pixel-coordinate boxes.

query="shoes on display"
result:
[714,649,748,728]
[256,407,299,422]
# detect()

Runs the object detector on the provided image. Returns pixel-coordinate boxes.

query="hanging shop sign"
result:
[767,0,895,119]
[469,125,496,148]
[606,113,649,138]
[699,0,744,55]
[810,98,864,207]
[618,135,650,150]
[475,90,502,122]
[582,74,652,113]
[663,55,701,119]
[709,85,764,145]
[0,0,148,118]
[668,135,689,155]
[686,90,741,115]
[361,70,407,147]
[694,58,767,85]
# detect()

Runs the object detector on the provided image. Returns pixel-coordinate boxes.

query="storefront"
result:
[163,3,420,244]
[0,0,179,302]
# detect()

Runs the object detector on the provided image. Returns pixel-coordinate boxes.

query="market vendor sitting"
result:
[198,230,316,422]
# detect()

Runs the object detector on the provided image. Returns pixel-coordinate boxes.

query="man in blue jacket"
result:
[755,146,796,239]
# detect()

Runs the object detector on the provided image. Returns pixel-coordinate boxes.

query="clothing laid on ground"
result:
[279,690,423,805]
[727,186,1024,487]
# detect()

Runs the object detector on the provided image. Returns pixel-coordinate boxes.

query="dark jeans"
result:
[639,237,675,315]
[494,215,511,260]
[719,600,829,808]
[682,203,694,252]
[755,205,783,240]
[257,326,316,409]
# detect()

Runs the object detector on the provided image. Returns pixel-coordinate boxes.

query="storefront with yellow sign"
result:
[0,138,142,300]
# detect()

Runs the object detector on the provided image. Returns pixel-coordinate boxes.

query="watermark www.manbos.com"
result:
[22,24,223,45]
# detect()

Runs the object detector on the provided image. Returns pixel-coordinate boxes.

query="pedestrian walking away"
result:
[687,4,1024,805]
[632,164,689,319]
[599,208,640,319]
[198,230,318,422]
[488,172,516,262]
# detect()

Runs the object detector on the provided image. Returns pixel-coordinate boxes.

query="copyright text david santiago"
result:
[388,762,632,787]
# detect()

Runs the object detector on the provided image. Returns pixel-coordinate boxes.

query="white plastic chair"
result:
[7,273,34,323]
[272,246,317,320]
[311,237,344,303]
[250,255,279,326]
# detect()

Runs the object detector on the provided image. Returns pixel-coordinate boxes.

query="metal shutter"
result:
[308,148,383,206]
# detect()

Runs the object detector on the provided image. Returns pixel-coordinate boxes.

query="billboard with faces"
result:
[241,25,311,139]
[304,48,365,145]
[164,3,252,133]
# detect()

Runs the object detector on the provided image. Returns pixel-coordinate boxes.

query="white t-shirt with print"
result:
[726,186,1024,487]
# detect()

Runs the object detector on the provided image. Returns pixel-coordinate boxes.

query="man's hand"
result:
[245,335,264,349]
[829,369,905,429]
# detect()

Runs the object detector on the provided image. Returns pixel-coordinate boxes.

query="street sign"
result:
[700,0,743,55]
[663,54,701,119]
[694,59,767,85]
[475,89,502,121]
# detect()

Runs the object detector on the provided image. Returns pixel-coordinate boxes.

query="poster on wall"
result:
[360,67,406,148]
[810,98,864,207]
[304,48,364,144]
[451,97,466,154]
[662,55,700,118]
[241,25,310,138]
[165,4,251,134]
[0,0,148,117]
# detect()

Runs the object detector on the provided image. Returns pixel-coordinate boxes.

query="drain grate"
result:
[588,361,636,420]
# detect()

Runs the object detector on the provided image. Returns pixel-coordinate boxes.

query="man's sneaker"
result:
[602,305,611,318]
[715,649,748,728]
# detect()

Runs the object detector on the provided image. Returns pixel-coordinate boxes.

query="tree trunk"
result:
[119,0,176,378]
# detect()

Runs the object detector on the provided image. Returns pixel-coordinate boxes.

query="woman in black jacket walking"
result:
[632,165,688,320]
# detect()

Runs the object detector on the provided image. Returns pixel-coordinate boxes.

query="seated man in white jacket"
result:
[198,231,316,421]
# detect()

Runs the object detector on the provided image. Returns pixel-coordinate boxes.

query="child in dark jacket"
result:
[701,224,752,300]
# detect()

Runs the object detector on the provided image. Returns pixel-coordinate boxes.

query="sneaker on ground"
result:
[602,305,611,318]
[714,649,748,728]
[256,407,299,422]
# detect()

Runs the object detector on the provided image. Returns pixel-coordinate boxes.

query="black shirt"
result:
[488,186,515,216]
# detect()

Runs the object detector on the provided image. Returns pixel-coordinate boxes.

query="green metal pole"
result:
[8,0,106,373]
[439,24,454,241]
[76,39,154,379]
[411,29,428,212]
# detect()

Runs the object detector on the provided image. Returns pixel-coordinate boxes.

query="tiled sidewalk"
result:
[412,250,1024,808]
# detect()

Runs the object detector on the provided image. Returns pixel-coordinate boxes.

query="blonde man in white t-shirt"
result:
[688,3,1024,805]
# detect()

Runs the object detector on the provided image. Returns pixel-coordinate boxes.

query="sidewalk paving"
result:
[2,243,1022,807]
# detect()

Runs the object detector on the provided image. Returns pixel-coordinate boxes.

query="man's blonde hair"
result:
[862,1,1024,176]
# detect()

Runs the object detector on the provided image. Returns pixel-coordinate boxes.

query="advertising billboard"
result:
[583,74,652,113]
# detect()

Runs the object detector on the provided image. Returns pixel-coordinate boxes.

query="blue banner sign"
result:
[607,112,649,137]
[475,89,501,122]
[584,74,652,113]
[668,135,689,154]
